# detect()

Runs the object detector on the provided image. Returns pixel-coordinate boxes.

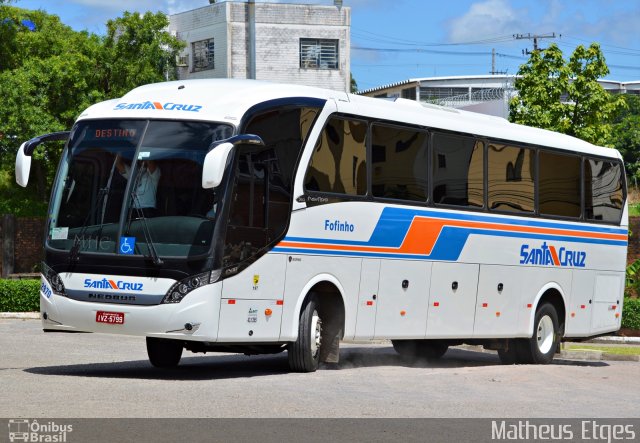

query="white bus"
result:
[16,79,627,371]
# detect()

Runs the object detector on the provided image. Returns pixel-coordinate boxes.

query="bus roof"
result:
[77,79,620,160]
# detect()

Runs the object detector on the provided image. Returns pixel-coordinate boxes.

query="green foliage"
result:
[0,6,184,213]
[350,73,358,93]
[102,11,184,97]
[625,258,640,297]
[610,95,640,180]
[622,297,640,330]
[509,43,626,146]
[0,279,39,312]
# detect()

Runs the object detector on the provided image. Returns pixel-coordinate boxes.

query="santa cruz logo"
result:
[84,278,144,291]
[519,242,586,268]
[113,101,202,112]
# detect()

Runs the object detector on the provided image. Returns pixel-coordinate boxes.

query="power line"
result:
[513,32,557,54]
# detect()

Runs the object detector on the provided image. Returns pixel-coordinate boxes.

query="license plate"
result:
[96,311,125,325]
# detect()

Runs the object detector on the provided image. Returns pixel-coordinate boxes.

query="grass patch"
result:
[566,345,640,356]
[630,204,640,217]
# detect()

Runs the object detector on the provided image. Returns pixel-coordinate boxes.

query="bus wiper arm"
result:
[129,193,163,266]
[69,186,110,263]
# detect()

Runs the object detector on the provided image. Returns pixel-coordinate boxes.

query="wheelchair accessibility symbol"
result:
[119,237,136,255]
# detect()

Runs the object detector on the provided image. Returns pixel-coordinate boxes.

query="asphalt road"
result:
[1,319,638,419]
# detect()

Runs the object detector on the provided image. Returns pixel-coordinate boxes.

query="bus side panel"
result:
[221,254,287,301]
[517,267,572,337]
[353,259,380,340]
[473,264,524,338]
[425,262,478,338]
[279,254,361,342]
[373,259,431,339]
[590,272,624,335]
[565,269,596,337]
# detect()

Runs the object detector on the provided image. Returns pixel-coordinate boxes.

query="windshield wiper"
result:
[125,167,163,266]
[69,186,110,263]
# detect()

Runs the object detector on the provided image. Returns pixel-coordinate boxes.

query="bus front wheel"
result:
[288,295,323,372]
[146,337,183,368]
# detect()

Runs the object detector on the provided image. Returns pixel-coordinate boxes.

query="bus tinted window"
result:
[538,151,581,218]
[488,144,535,213]
[585,158,624,223]
[432,133,484,207]
[305,117,367,196]
[371,124,428,202]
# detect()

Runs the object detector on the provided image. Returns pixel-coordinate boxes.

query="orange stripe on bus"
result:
[279,216,626,256]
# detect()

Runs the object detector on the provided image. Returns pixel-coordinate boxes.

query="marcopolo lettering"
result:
[113,101,202,112]
[324,219,355,232]
[87,293,136,302]
[84,278,144,291]
[519,242,586,268]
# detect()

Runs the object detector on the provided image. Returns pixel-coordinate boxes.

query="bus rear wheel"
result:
[392,340,449,360]
[498,303,560,365]
[146,337,183,368]
[288,296,323,372]
[519,302,560,364]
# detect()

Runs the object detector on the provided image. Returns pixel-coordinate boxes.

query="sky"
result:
[15,0,640,91]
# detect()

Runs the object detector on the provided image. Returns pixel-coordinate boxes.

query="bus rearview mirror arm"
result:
[202,134,264,189]
[15,131,70,187]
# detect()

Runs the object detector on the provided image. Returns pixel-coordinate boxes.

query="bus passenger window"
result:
[432,133,484,207]
[304,117,367,196]
[488,144,535,213]
[371,124,427,202]
[585,158,624,223]
[538,151,581,218]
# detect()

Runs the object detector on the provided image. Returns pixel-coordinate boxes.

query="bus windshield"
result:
[48,119,233,258]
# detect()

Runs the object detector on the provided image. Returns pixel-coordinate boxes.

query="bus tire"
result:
[288,296,322,372]
[519,303,560,365]
[146,337,183,368]
[392,340,448,360]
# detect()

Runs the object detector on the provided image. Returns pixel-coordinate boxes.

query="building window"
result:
[300,39,338,69]
[192,38,214,72]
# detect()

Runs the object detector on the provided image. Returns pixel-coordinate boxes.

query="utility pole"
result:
[513,32,557,55]
[490,48,507,75]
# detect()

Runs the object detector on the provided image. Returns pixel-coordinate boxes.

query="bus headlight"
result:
[41,262,67,296]
[161,270,221,304]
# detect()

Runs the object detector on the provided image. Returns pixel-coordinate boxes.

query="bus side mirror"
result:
[202,134,265,189]
[202,142,234,189]
[15,131,70,187]
[15,142,31,187]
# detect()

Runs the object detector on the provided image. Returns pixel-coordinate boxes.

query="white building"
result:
[168,1,351,92]
[359,75,640,118]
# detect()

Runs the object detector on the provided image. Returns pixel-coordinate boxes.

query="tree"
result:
[0,6,184,214]
[509,43,626,146]
[610,94,640,180]
[101,11,184,98]
[350,73,358,93]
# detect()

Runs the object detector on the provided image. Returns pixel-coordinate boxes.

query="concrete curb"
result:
[0,312,40,319]
[587,336,640,345]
